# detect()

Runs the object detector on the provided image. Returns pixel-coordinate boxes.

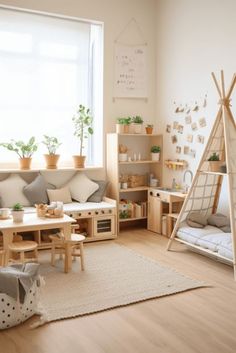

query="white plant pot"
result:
[11,210,24,223]
[151,153,160,161]
[133,123,143,134]
[116,124,124,134]
[119,153,128,162]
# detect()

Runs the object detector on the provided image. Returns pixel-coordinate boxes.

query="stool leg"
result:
[34,248,38,262]
[20,251,25,264]
[51,243,55,266]
[64,243,71,273]
[79,242,85,271]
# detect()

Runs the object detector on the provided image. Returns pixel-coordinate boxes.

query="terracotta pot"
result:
[145,127,153,134]
[73,155,86,168]
[19,157,32,170]
[123,125,130,134]
[44,154,60,169]
[209,161,222,172]
[11,210,24,223]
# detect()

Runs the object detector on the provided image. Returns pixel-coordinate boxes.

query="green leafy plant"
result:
[12,203,24,211]
[119,210,130,219]
[132,116,143,124]
[151,145,161,153]
[0,137,38,158]
[208,153,220,161]
[146,124,153,128]
[42,135,62,155]
[117,117,132,125]
[72,105,94,156]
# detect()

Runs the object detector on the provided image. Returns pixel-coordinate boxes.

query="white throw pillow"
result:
[47,186,72,204]
[67,172,99,203]
[0,174,31,207]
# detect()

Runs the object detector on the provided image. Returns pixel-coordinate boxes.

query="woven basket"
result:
[128,175,146,188]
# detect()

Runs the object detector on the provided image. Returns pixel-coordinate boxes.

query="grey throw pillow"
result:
[87,180,109,203]
[186,212,208,228]
[23,175,56,205]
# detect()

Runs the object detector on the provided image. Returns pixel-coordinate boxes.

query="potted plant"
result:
[145,124,154,134]
[208,153,222,172]
[72,104,94,168]
[132,116,143,134]
[11,203,24,223]
[0,137,38,169]
[42,135,62,169]
[116,117,132,134]
[151,145,161,161]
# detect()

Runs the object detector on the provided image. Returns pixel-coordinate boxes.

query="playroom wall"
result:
[0,0,157,181]
[156,0,236,215]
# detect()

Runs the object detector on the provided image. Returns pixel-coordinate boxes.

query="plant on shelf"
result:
[151,145,161,161]
[119,210,130,219]
[132,116,144,134]
[11,203,24,223]
[208,152,222,172]
[145,124,154,135]
[0,137,38,170]
[42,135,62,169]
[116,117,132,134]
[72,104,94,168]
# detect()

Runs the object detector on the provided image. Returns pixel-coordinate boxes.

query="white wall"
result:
[0,0,157,180]
[156,0,236,214]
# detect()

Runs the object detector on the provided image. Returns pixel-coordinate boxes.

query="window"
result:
[0,7,103,167]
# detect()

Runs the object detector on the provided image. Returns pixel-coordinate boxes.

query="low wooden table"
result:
[0,214,76,263]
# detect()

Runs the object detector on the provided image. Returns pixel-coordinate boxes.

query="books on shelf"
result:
[119,199,147,219]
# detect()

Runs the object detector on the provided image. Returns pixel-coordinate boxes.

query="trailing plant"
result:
[0,137,38,158]
[72,105,94,156]
[151,145,161,153]
[208,152,220,161]
[132,116,143,124]
[42,135,61,155]
[117,117,132,125]
[12,203,24,211]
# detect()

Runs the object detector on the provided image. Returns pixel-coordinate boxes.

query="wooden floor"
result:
[1,228,236,353]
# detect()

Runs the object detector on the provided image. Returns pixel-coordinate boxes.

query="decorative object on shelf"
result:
[0,137,38,170]
[145,124,153,134]
[72,104,93,168]
[176,146,181,154]
[173,121,179,130]
[220,163,227,173]
[171,135,178,144]
[186,134,193,143]
[11,203,24,223]
[208,152,222,172]
[128,174,146,188]
[119,144,128,162]
[191,122,198,131]
[0,208,10,220]
[151,145,161,161]
[177,125,184,134]
[199,117,207,128]
[42,135,61,169]
[164,159,188,170]
[116,117,132,134]
[132,116,144,134]
[197,135,205,144]
[185,115,192,124]
[192,102,199,112]
[35,203,48,218]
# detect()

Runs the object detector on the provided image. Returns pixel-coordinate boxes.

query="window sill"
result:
[0,165,103,173]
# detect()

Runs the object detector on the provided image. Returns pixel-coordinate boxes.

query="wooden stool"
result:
[8,241,38,264]
[50,233,85,273]
[0,250,6,267]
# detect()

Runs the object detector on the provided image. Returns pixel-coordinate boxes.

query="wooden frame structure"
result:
[167,71,236,279]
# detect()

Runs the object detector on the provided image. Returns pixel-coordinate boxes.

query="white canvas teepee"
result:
[167,71,236,279]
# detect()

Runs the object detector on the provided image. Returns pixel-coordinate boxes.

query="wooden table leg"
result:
[79,242,85,271]
[64,242,72,273]
[3,230,14,265]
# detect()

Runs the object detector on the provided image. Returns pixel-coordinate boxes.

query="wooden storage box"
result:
[128,174,146,188]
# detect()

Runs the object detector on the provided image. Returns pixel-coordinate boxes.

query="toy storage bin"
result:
[0,280,39,330]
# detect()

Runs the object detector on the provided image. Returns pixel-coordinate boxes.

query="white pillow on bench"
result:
[67,172,99,203]
[0,174,31,207]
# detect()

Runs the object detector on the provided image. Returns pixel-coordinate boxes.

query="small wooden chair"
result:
[0,250,6,267]
[8,241,38,264]
[49,232,85,273]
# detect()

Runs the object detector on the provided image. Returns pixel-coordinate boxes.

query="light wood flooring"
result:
[1,228,236,353]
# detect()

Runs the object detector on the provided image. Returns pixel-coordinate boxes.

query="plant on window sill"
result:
[42,135,62,169]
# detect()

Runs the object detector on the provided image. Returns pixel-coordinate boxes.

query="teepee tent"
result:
[167,71,236,279]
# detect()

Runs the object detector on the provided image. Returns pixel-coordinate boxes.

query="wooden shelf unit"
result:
[106,133,163,230]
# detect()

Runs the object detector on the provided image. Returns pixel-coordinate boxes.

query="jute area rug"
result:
[35,242,204,326]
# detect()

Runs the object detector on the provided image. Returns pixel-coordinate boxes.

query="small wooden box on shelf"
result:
[106,133,163,231]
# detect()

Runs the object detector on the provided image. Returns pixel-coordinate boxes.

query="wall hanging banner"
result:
[113,44,147,98]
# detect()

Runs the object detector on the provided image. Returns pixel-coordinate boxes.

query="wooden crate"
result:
[128,174,146,188]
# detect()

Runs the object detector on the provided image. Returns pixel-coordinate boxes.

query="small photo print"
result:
[184,146,190,155]
[177,124,184,134]
[185,115,192,124]
[189,149,196,158]
[173,121,179,130]
[166,124,171,133]
[191,122,198,131]
[176,146,181,154]
[197,135,205,144]
[186,134,193,143]
[171,135,178,144]
[199,117,207,128]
